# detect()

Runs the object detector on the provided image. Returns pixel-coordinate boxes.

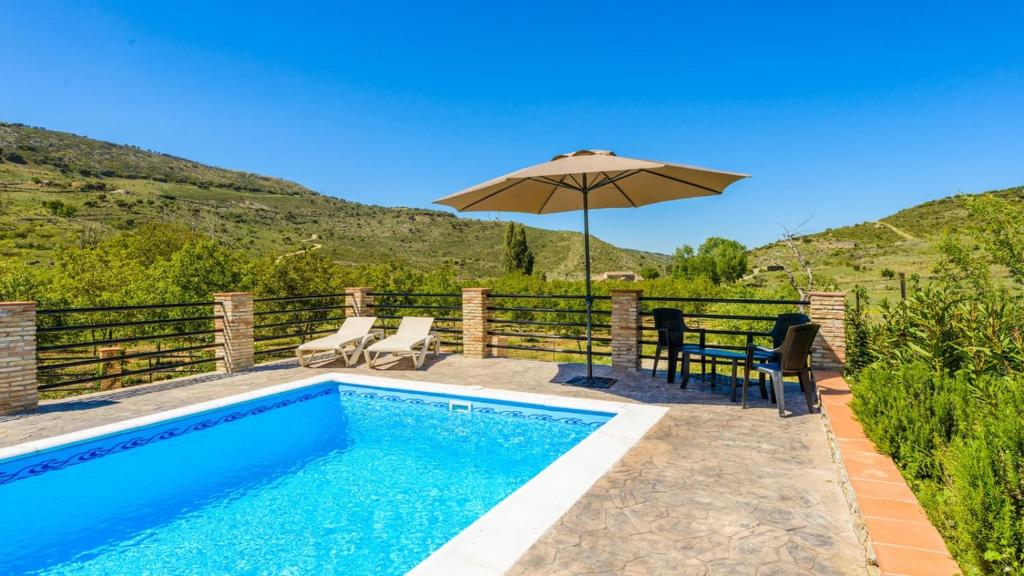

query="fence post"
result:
[809,291,846,370]
[610,289,642,370]
[462,288,490,359]
[0,301,37,415]
[214,292,254,373]
[345,287,374,317]
[98,346,124,390]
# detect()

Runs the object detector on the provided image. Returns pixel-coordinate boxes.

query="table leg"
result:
[730,360,739,402]
[667,345,678,384]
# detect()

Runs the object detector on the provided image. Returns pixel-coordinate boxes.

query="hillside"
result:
[0,122,669,278]
[749,185,1024,302]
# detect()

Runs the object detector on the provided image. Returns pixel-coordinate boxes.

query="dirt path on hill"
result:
[275,234,322,263]
[874,220,917,240]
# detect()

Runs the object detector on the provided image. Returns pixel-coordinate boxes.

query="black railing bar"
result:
[489,293,611,300]
[489,318,612,329]
[255,345,301,356]
[37,301,217,315]
[38,343,223,372]
[38,357,218,389]
[37,329,222,352]
[254,316,347,330]
[638,325,771,335]
[486,307,611,314]
[640,296,808,305]
[488,331,612,343]
[486,343,612,357]
[253,305,349,316]
[374,315,462,323]
[368,292,462,298]
[370,324,463,335]
[640,338,754,348]
[253,293,348,303]
[38,315,221,333]
[639,312,778,322]
[253,328,337,343]
[370,304,462,311]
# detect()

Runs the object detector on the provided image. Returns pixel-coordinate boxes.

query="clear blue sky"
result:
[2,1,1022,254]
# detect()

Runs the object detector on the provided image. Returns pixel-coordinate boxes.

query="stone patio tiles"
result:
[0,355,873,575]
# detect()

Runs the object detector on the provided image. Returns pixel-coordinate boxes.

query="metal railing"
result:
[253,294,352,358]
[252,292,465,359]
[35,302,223,394]
[486,293,613,359]
[368,292,463,351]
[638,295,809,361]
[29,290,812,398]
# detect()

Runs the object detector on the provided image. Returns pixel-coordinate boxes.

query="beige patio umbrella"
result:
[434,150,749,387]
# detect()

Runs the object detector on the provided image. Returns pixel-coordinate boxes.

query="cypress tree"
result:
[502,222,534,275]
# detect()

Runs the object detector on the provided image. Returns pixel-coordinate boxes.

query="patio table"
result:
[681,347,776,402]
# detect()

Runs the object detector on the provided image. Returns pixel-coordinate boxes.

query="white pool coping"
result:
[0,373,668,576]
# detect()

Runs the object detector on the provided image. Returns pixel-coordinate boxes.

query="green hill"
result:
[748,186,1024,302]
[0,122,668,278]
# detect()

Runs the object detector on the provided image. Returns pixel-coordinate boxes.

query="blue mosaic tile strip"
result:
[1,384,606,486]
[336,387,607,428]
[0,387,336,486]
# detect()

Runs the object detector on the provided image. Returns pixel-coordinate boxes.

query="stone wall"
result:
[809,291,846,370]
[610,290,642,370]
[0,301,37,415]
[214,292,255,373]
[461,288,490,358]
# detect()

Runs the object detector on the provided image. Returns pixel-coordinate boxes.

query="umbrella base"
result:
[564,375,616,389]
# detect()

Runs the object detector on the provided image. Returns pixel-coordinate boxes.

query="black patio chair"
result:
[745,323,820,417]
[651,308,705,384]
[749,312,812,400]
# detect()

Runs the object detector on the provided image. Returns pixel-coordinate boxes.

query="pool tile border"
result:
[817,371,962,576]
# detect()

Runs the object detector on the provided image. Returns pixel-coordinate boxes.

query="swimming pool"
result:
[0,374,666,575]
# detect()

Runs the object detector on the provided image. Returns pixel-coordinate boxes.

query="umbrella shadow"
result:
[548,361,817,417]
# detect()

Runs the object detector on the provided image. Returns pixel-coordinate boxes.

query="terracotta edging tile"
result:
[873,543,961,576]
[818,373,963,576]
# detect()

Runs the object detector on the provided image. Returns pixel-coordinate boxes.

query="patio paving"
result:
[0,355,872,575]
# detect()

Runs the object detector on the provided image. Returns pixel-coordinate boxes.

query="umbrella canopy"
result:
[434,150,749,387]
[434,149,748,214]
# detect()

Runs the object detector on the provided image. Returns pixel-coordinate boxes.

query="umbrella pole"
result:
[583,188,593,380]
[565,177,614,388]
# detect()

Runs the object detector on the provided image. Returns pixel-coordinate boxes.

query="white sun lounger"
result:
[296,316,379,367]
[363,317,439,369]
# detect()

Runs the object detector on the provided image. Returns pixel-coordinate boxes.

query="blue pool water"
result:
[0,382,611,575]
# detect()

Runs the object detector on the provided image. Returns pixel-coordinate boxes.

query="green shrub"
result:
[853,364,1024,574]
[41,199,77,218]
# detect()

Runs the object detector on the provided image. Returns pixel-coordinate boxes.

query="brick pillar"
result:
[462,288,490,358]
[0,301,37,415]
[214,292,254,373]
[98,346,124,390]
[345,287,374,317]
[611,290,642,370]
[809,291,846,370]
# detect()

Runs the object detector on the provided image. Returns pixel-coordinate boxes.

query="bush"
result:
[852,365,1024,574]
[41,199,77,218]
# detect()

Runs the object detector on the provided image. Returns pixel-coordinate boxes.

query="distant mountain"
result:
[749,185,1024,301]
[0,122,669,277]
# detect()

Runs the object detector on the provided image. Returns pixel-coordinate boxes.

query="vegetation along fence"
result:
[0,289,844,411]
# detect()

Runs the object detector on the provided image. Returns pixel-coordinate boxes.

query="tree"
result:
[966,193,1024,287]
[502,222,534,275]
[671,237,747,284]
[639,265,661,280]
